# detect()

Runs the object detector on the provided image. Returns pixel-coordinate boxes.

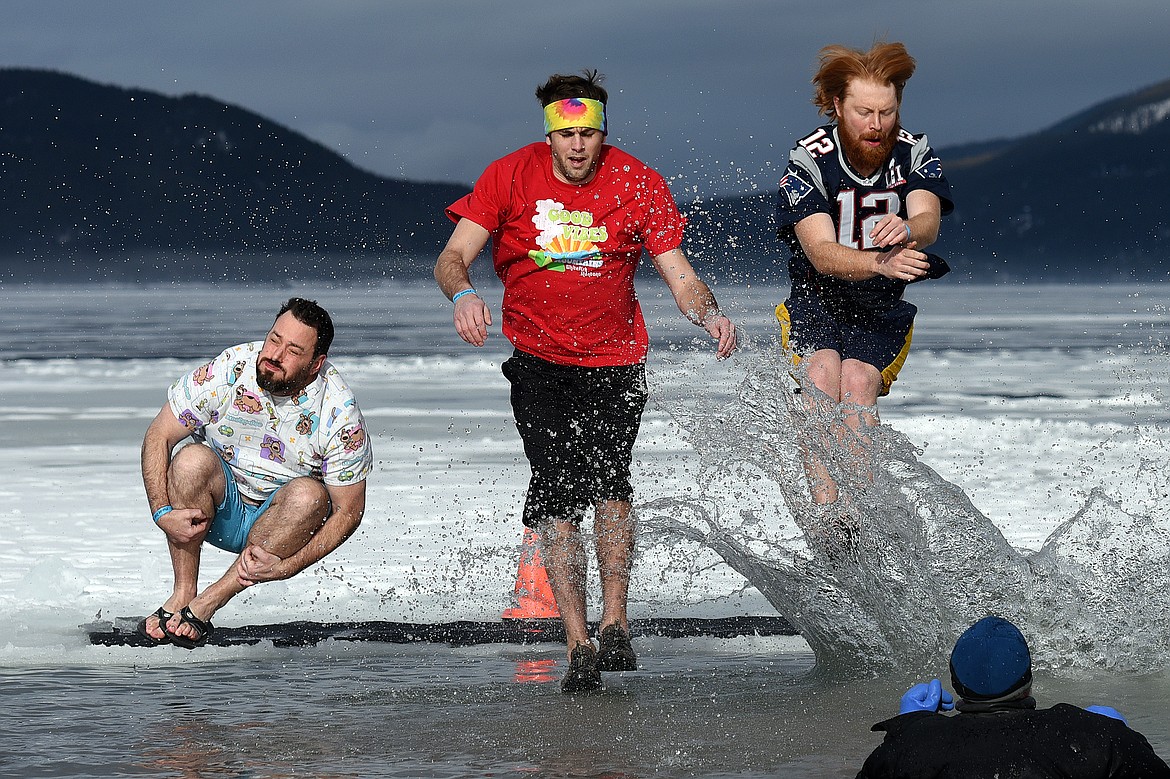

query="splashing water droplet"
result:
[640,350,1170,677]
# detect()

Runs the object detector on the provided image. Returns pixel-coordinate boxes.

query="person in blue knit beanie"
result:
[856,615,1170,778]
[948,615,1033,705]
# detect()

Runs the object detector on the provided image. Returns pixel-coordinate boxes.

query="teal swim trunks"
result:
[205,454,280,553]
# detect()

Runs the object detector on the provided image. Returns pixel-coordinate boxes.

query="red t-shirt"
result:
[446,142,686,366]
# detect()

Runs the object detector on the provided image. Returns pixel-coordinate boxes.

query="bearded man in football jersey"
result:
[774,42,954,529]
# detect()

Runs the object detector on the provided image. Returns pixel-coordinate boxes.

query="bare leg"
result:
[800,349,845,505]
[595,499,634,633]
[167,477,329,642]
[145,444,222,640]
[537,518,591,657]
[837,359,882,485]
[798,352,885,502]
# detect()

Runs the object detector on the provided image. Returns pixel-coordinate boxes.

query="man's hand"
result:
[236,544,287,587]
[453,294,492,347]
[875,243,931,282]
[899,679,955,714]
[703,315,738,359]
[157,508,210,544]
[870,214,911,249]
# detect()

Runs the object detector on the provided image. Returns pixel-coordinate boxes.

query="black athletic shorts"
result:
[502,350,648,527]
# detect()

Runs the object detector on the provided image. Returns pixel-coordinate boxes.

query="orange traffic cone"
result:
[501,528,561,619]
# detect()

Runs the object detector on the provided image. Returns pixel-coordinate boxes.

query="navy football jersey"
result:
[776,123,953,315]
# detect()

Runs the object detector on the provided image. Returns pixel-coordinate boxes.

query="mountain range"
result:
[0,68,465,281]
[0,68,1167,282]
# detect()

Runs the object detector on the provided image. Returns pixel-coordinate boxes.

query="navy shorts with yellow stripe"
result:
[775,295,916,397]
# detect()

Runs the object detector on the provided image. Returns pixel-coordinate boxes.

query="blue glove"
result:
[899,679,956,714]
[1085,705,1128,725]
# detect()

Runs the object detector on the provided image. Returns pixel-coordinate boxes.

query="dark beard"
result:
[839,121,898,176]
[257,362,312,395]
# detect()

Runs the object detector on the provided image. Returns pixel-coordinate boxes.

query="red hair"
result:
[812,42,916,120]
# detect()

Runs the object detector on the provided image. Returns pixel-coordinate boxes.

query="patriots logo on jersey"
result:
[914,156,945,181]
[779,171,814,207]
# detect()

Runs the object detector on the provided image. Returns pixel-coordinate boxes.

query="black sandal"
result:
[165,606,214,649]
[135,607,174,646]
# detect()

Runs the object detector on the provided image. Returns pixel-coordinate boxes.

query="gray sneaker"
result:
[561,643,602,693]
[596,624,637,672]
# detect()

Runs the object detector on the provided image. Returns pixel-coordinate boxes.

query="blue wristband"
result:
[451,288,477,304]
[152,505,173,524]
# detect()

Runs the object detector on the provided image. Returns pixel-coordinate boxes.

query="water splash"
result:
[642,351,1170,677]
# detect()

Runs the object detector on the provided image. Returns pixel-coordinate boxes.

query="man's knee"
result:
[168,444,225,498]
[272,477,330,523]
[840,361,881,404]
[535,516,582,546]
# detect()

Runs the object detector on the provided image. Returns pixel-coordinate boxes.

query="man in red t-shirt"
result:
[434,69,736,692]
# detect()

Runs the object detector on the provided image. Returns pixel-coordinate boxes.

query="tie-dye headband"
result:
[543,98,607,135]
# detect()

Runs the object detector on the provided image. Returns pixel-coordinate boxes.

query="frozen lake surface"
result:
[1,280,1168,776]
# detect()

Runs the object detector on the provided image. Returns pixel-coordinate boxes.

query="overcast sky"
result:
[5,1,1169,197]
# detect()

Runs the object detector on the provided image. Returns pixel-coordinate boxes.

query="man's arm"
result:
[142,404,188,512]
[900,190,943,249]
[434,217,493,347]
[795,190,943,282]
[141,403,209,542]
[650,248,737,359]
[237,480,367,586]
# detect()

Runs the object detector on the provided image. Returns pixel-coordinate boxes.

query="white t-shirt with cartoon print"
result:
[167,341,373,502]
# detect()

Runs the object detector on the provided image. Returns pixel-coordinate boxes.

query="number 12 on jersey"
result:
[836,189,901,250]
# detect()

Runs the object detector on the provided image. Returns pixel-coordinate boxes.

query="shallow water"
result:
[4,637,1167,778]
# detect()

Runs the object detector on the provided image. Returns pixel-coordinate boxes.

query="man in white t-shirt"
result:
[138,298,373,648]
